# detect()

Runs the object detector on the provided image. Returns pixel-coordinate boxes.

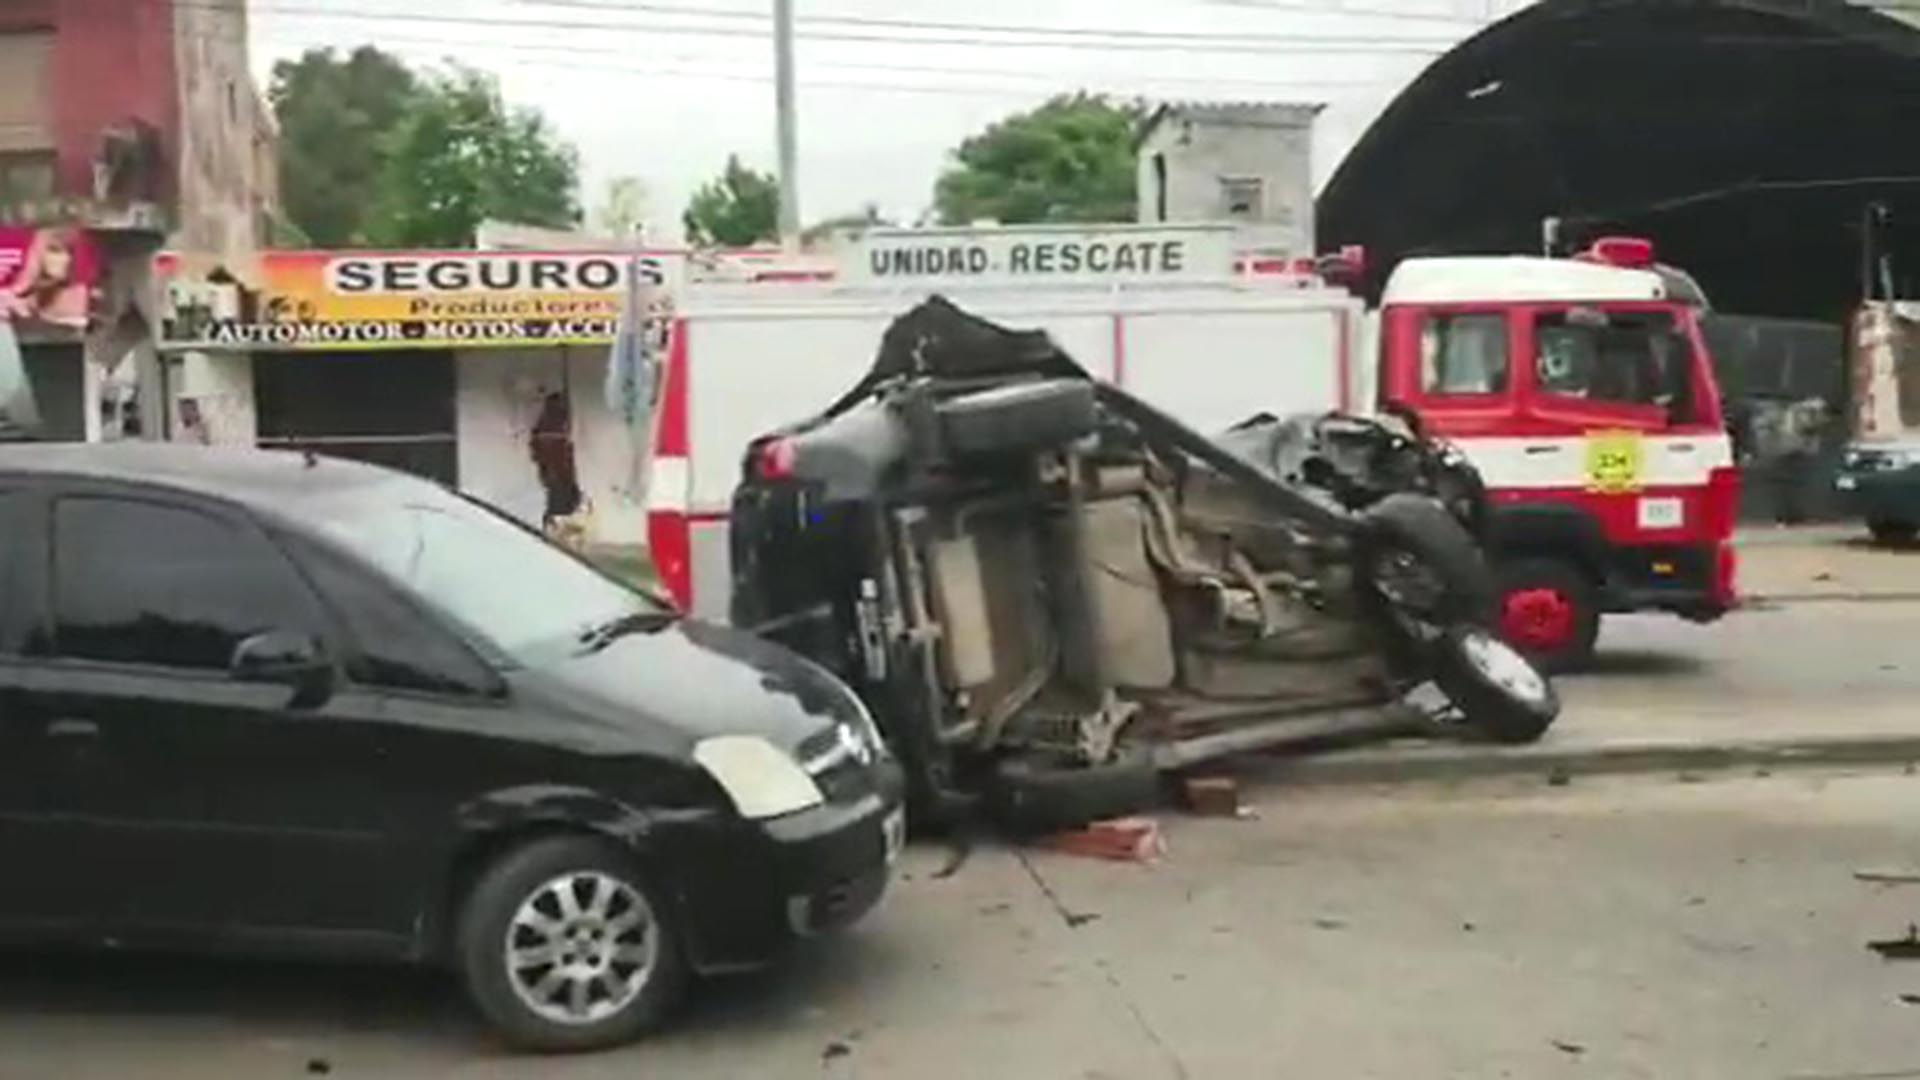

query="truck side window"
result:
[1535,310,1682,411]
[1420,313,1509,395]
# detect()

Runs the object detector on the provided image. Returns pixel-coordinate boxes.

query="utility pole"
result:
[773,0,801,248]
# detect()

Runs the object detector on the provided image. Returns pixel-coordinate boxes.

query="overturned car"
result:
[729,298,1557,828]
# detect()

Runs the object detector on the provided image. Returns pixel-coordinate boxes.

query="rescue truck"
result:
[647,226,1737,670]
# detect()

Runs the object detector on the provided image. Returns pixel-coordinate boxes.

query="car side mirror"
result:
[231,630,335,708]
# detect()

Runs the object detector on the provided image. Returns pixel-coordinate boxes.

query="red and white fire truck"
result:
[647,225,1737,669]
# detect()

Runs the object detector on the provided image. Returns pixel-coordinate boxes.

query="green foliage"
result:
[269,46,422,246]
[271,48,580,248]
[682,155,780,248]
[363,66,581,247]
[933,93,1144,226]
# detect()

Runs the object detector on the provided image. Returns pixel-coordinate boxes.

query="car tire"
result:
[984,746,1160,834]
[1432,626,1560,744]
[1494,557,1600,673]
[1360,493,1498,629]
[937,379,1097,457]
[1868,519,1918,546]
[456,835,686,1054]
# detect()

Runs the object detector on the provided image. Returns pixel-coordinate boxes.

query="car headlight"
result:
[693,735,824,820]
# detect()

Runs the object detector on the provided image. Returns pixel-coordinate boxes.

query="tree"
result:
[594,176,652,240]
[269,46,423,246]
[683,156,780,247]
[363,66,581,247]
[933,94,1143,226]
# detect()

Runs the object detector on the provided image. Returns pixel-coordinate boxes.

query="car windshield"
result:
[319,493,667,661]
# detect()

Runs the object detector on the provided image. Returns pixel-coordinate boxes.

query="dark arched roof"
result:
[1317,0,1920,318]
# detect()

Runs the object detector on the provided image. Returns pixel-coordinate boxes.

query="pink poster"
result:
[0,226,98,330]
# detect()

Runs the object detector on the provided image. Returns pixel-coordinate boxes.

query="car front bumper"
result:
[662,760,905,974]
[1834,465,1920,524]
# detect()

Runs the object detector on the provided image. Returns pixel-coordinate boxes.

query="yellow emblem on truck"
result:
[1584,431,1644,493]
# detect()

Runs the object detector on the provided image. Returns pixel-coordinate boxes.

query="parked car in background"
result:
[1834,439,1920,544]
[0,443,903,1053]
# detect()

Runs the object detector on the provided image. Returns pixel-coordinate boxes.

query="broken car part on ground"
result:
[729,298,1559,830]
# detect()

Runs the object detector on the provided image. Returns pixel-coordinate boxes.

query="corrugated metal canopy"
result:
[1318,0,1920,319]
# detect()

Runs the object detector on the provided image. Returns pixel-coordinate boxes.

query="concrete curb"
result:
[1250,732,1920,788]
[1745,592,1920,605]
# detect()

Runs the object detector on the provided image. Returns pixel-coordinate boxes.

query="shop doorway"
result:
[253,350,457,484]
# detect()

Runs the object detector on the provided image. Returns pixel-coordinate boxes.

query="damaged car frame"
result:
[730,299,1558,828]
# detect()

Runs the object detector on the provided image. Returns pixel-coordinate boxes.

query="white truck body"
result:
[651,280,1368,619]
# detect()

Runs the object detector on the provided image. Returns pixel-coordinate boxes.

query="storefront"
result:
[156,248,682,545]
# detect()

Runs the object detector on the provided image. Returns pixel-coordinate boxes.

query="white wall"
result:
[455,346,650,547]
[1137,106,1318,259]
[168,349,255,445]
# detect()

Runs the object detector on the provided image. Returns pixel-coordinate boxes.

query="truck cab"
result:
[1375,238,1739,670]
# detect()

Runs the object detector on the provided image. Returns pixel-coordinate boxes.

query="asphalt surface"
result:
[9,765,1920,1077]
[6,589,1920,1077]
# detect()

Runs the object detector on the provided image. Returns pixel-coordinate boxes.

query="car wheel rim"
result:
[1460,630,1550,706]
[504,870,658,1027]
[1500,586,1576,653]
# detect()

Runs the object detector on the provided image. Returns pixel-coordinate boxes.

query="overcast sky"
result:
[248,0,1530,244]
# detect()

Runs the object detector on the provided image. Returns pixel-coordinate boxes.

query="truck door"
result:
[1517,304,1727,534]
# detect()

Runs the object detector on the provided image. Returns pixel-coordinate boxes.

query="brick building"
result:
[0,0,278,439]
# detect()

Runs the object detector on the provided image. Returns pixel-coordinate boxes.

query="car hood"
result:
[531,617,858,755]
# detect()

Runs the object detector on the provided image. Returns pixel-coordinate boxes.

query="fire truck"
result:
[647,226,1737,670]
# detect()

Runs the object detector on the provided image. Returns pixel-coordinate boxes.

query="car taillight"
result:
[757,437,797,480]
[1703,465,1741,540]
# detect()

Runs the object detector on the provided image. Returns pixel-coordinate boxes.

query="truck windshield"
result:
[319,493,668,662]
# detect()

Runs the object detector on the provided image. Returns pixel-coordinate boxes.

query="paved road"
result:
[8,765,1920,1079]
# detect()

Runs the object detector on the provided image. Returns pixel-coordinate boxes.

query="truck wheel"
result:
[937,379,1097,456]
[1868,519,1918,546]
[983,747,1160,834]
[456,836,686,1053]
[1433,627,1560,744]
[1360,493,1497,630]
[1495,557,1600,673]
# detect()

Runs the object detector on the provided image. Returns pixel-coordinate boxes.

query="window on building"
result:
[1152,153,1168,222]
[0,31,54,160]
[1420,312,1510,396]
[0,150,55,203]
[1220,177,1264,219]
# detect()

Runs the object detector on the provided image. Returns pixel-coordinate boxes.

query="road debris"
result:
[1312,916,1348,931]
[1041,817,1165,863]
[1551,1039,1586,1055]
[1854,868,1920,885]
[1867,925,1920,959]
[1180,775,1240,817]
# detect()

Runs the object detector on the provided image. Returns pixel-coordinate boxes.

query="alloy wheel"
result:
[503,870,660,1027]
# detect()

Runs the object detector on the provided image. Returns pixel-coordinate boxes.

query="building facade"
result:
[1135,102,1320,263]
[0,0,278,441]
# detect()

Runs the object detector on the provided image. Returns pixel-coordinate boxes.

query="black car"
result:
[730,298,1557,829]
[0,443,903,1052]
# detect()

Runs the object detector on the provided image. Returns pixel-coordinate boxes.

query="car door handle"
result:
[1524,444,1563,456]
[45,718,99,739]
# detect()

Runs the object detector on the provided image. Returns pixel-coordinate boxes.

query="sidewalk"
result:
[1736,524,1920,602]
[1254,589,1920,788]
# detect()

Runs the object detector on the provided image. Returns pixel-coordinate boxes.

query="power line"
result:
[498,0,1466,46]
[223,1,1454,55]
[1195,0,1484,25]
[251,27,1393,101]
[247,23,1399,95]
